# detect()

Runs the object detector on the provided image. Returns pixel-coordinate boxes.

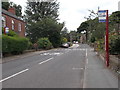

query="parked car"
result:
[61,43,69,48]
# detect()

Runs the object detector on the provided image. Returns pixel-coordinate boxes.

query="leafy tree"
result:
[13,4,22,17]
[25,0,64,47]
[77,21,89,33]
[26,18,64,47]
[109,11,120,34]
[2,2,10,10]
[69,31,78,41]
[25,0,59,22]
[61,27,70,41]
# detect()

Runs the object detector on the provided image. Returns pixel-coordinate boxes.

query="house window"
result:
[12,20,14,30]
[18,23,22,32]
[2,16,6,27]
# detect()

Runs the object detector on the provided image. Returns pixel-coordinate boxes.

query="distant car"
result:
[75,41,79,44]
[73,41,79,44]
[61,43,69,48]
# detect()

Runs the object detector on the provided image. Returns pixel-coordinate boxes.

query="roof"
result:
[2,9,25,22]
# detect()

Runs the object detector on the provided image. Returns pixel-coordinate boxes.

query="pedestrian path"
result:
[83,47,118,88]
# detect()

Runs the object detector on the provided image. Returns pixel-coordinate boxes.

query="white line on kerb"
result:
[0,69,29,82]
[39,57,53,64]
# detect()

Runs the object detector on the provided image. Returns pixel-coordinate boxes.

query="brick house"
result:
[2,8,25,37]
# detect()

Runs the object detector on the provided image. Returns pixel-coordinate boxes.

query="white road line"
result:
[0,69,29,82]
[39,57,53,65]
[86,58,88,64]
[83,49,88,88]
[86,49,88,57]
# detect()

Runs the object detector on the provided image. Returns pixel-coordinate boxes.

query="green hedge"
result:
[2,28,18,37]
[2,35,29,54]
[110,36,120,55]
[37,38,53,49]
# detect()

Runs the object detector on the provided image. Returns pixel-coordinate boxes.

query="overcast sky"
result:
[10,0,120,31]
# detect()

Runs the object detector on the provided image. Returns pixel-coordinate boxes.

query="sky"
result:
[10,0,120,31]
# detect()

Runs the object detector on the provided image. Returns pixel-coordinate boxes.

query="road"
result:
[1,44,118,88]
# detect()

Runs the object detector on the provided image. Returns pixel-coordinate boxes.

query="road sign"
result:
[98,10,107,22]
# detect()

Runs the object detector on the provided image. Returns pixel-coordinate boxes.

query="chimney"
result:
[8,8,16,15]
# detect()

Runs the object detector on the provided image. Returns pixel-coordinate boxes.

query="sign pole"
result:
[106,10,109,67]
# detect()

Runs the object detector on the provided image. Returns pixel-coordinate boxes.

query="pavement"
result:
[1,44,118,88]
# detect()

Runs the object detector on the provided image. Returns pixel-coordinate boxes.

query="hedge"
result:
[110,36,120,55]
[2,35,29,54]
[2,28,18,37]
[37,38,53,49]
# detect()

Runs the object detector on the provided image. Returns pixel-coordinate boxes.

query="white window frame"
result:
[12,20,14,30]
[2,16,6,27]
[18,23,22,32]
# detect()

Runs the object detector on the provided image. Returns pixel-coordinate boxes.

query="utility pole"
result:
[0,0,2,89]
[106,10,109,67]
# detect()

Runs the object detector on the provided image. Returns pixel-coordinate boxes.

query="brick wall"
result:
[2,14,25,37]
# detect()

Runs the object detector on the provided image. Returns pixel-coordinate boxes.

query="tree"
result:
[61,27,70,41]
[69,31,78,42]
[26,18,64,47]
[13,4,22,17]
[77,21,89,33]
[109,11,120,34]
[25,0,59,22]
[25,0,64,47]
[2,2,10,10]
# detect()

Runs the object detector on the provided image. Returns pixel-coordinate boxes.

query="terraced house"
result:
[2,8,25,37]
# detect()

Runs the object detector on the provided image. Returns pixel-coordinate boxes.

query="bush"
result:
[2,28,18,37]
[7,30,18,37]
[2,35,29,54]
[95,39,104,51]
[61,37,68,44]
[110,36,120,55]
[28,41,33,50]
[37,38,53,49]
[90,37,96,43]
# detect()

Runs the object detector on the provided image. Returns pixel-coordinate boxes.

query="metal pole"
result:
[0,0,2,89]
[106,10,109,67]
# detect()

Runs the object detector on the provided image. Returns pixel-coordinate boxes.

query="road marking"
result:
[40,53,63,56]
[83,49,88,88]
[39,57,53,65]
[86,58,88,64]
[86,49,88,57]
[72,67,84,70]
[0,69,29,82]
